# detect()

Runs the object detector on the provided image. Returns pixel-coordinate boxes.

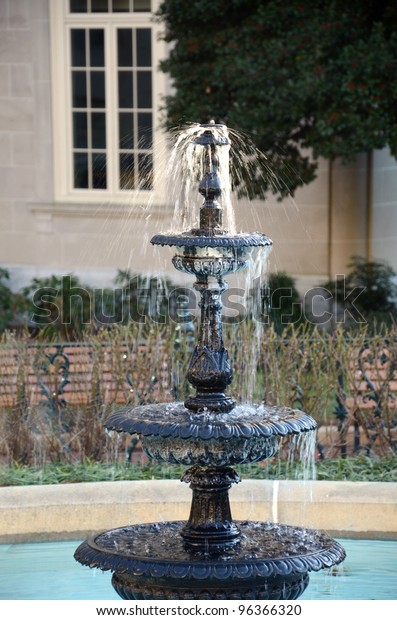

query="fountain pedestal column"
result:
[185,276,235,413]
[181,466,241,551]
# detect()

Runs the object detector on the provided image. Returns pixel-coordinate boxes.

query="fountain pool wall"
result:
[0,480,396,543]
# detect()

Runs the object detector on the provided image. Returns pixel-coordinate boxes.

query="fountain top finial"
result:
[151,120,272,247]
[193,122,230,147]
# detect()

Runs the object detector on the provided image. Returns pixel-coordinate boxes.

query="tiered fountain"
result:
[75,122,345,600]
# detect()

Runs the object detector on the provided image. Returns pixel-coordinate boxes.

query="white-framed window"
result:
[50,0,168,204]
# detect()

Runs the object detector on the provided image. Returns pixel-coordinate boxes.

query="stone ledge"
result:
[28,201,172,220]
[0,479,396,543]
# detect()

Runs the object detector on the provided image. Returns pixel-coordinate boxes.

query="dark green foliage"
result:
[0,268,28,332]
[321,256,397,325]
[22,274,93,341]
[263,272,303,331]
[1,454,396,486]
[0,268,15,332]
[112,269,173,325]
[344,256,397,315]
[158,0,397,199]
[11,270,175,340]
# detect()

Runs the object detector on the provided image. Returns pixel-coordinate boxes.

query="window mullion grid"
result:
[107,23,118,195]
[66,5,156,198]
[70,24,109,191]
[65,23,74,196]
[133,27,138,189]
[69,27,90,190]
[86,28,93,189]
[68,1,154,13]
[117,25,137,192]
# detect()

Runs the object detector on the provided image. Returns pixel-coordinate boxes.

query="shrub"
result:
[0,268,28,332]
[262,272,303,332]
[321,256,397,328]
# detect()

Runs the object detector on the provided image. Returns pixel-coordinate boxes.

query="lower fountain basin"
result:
[111,571,310,600]
[74,521,345,601]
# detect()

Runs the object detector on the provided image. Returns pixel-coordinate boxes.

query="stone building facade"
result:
[0,0,396,296]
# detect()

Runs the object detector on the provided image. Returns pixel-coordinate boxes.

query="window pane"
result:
[90,30,105,67]
[72,71,87,108]
[118,71,133,109]
[134,0,151,11]
[137,112,152,148]
[91,71,106,107]
[136,29,151,67]
[119,113,134,149]
[71,30,86,67]
[137,72,152,108]
[120,154,135,189]
[118,29,133,67]
[73,112,88,148]
[74,153,89,188]
[70,0,88,12]
[92,0,109,12]
[112,0,129,11]
[92,153,107,188]
[92,112,106,148]
[138,153,153,190]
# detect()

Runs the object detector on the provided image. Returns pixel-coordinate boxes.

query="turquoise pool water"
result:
[0,538,396,600]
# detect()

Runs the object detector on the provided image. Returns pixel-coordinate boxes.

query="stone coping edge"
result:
[0,479,396,543]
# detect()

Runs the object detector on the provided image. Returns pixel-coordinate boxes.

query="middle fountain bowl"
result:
[74,122,345,600]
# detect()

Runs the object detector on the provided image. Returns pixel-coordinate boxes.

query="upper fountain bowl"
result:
[151,231,272,278]
[168,243,269,278]
[105,402,317,467]
[151,231,272,248]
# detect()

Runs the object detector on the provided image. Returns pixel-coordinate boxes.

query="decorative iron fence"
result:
[0,324,396,464]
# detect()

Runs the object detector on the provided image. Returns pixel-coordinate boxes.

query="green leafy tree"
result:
[158,0,397,199]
